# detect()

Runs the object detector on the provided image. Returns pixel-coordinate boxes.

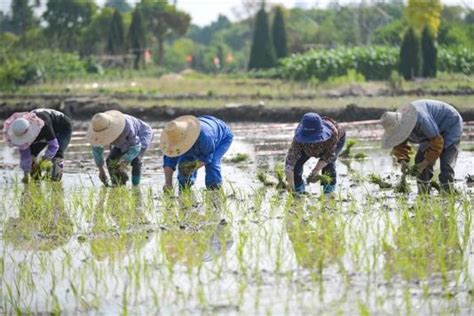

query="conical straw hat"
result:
[87,110,126,146]
[380,103,417,149]
[3,112,45,149]
[160,115,201,157]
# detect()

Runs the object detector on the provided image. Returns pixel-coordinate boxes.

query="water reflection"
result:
[383,199,464,281]
[4,182,73,251]
[285,208,345,277]
[89,187,150,261]
[160,191,233,268]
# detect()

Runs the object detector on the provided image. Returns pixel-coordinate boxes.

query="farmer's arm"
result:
[285,142,302,191]
[313,133,339,173]
[43,125,59,160]
[418,116,443,167]
[163,156,179,189]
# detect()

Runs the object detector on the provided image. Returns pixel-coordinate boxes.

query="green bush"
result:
[438,46,474,75]
[0,50,89,90]
[279,46,473,81]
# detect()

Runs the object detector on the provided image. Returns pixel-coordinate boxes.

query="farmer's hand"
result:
[163,183,174,195]
[179,161,201,175]
[98,166,108,185]
[410,160,430,177]
[400,160,410,174]
[306,168,321,183]
[22,173,30,184]
[118,160,130,171]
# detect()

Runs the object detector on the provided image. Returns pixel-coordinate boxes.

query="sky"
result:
[0,0,472,27]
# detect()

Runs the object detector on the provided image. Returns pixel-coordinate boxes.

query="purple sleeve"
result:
[20,148,32,172]
[44,138,59,160]
[139,123,153,149]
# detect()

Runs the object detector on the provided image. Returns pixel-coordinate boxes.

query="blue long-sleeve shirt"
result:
[408,99,463,150]
[93,115,153,166]
[163,116,232,170]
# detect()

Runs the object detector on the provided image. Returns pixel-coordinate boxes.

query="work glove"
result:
[400,160,410,174]
[409,163,424,177]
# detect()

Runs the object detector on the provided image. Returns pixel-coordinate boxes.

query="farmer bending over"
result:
[285,112,346,196]
[380,99,463,194]
[161,115,233,192]
[3,109,72,182]
[87,110,153,186]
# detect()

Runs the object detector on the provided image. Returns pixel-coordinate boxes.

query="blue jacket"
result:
[163,116,233,170]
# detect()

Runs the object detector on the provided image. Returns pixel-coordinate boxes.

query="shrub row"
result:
[279,46,473,81]
[0,50,101,90]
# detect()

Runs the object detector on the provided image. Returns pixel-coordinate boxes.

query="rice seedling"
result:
[227,153,250,163]
[340,139,357,158]
[368,173,392,189]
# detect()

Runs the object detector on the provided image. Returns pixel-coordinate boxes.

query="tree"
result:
[272,6,288,59]
[406,0,442,35]
[105,0,131,14]
[140,0,191,65]
[128,7,146,69]
[399,27,421,80]
[10,0,37,35]
[248,6,276,70]
[43,0,97,51]
[421,26,437,78]
[107,9,125,55]
[80,7,115,56]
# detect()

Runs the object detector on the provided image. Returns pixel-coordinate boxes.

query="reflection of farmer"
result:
[4,183,73,251]
[285,113,346,196]
[161,115,233,192]
[384,206,462,280]
[3,109,72,183]
[90,187,149,261]
[161,220,232,268]
[380,99,463,194]
[285,212,345,272]
[87,110,153,186]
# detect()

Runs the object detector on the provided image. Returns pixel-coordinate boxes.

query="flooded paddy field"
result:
[1,121,473,314]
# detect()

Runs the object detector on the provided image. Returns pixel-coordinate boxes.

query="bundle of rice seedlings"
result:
[368,173,392,189]
[340,139,357,158]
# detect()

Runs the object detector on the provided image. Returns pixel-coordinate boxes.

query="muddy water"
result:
[0,121,473,315]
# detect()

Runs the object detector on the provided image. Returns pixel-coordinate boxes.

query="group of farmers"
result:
[2,98,463,195]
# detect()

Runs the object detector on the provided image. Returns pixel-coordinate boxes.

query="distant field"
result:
[9,72,474,97]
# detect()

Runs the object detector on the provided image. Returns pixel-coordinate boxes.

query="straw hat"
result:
[87,110,126,146]
[160,115,201,157]
[3,112,45,149]
[380,103,418,149]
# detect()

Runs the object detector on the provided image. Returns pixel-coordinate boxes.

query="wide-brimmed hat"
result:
[3,112,45,149]
[294,113,332,143]
[380,103,418,149]
[160,115,201,157]
[87,110,126,146]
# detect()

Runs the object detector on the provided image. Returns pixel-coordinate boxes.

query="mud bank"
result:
[1,97,473,122]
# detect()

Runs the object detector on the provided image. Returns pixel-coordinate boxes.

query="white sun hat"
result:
[160,115,201,157]
[87,110,126,146]
[380,103,418,149]
[3,112,45,149]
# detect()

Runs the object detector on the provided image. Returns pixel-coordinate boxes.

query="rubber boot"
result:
[51,158,64,181]
[441,183,460,196]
